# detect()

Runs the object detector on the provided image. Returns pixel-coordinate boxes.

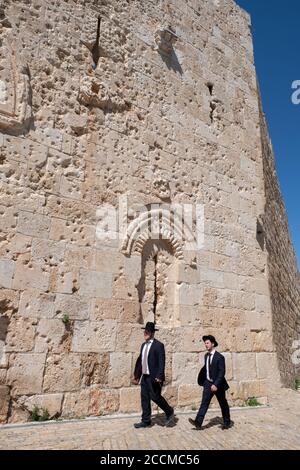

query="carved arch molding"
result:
[121,207,191,260]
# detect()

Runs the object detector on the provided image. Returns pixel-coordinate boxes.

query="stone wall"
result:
[0,0,296,423]
[259,99,300,388]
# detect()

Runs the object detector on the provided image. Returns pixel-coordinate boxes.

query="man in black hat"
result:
[189,335,232,430]
[132,322,175,428]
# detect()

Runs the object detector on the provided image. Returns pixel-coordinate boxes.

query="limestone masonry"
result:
[0,0,299,423]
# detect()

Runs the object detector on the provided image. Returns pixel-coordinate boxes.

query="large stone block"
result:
[64,246,94,269]
[7,353,46,395]
[124,255,141,284]
[92,250,123,273]
[255,294,272,314]
[256,353,281,382]
[91,298,120,321]
[79,269,113,298]
[31,239,66,265]
[178,384,201,407]
[178,283,203,306]
[43,353,81,392]
[50,218,95,247]
[240,380,268,401]
[245,311,272,332]
[17,211,50,238]
[155,328,183,354]
[35,319,68,353]
[55,293,90,321]
[18,393,63,419]
[72,320,117,353]
[0,259,15,289]
[119,387,141,413]
[18,289,56,318]
[200,267,224,288]
[112,275,139,302]
[116,324,144,353]
[0,205,17,233]
[12,256,50,292]
[178,305,202,326]
[172,353,200,385]
[5,317,37,352]
[108,352,132,388]
[80,353,110,387]
[49,266,77,294]
[232,353,257,381]
[62,390,90,418]
[180,327,205,353]
[88,388,119,416]
[91,298,139,323]
[4,233,32,259]
[251,331,274,353]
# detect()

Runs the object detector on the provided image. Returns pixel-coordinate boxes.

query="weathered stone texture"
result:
[7,353,46,395]
[259,102,300,388]
[43,354,81,393]
[0,0,298,423]
[0,385,10,423]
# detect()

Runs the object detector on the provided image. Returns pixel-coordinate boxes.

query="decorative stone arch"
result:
[121,206,194,327]
[121,206,196,260]
[133,227,184,260]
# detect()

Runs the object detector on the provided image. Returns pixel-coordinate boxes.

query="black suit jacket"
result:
[198,351,229,390]
[134,338,166,383]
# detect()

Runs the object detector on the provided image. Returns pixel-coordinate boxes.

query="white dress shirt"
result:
[142,339,154,375]
[206,349,216,382]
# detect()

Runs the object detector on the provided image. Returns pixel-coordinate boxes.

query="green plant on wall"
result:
[62,314,70,326]
[245,397,262,407]
[295,378,300,391]
[30,406,50,422]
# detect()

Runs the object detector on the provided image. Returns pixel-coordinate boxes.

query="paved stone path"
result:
[0,389,299,450]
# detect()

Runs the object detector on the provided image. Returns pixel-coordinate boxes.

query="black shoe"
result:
[134,421,151,429]
[165,410,175,427]
[222,421,233,430]
[188,418,202,430]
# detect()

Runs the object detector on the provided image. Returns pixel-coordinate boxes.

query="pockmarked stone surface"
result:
[0,389,299,450]
[0,0,299,424]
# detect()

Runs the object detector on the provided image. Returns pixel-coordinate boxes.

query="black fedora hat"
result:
[142,322,159,333]
[202,335,218,347]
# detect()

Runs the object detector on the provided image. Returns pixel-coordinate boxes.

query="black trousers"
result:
[141,375,173,424]
[196,379,230,426]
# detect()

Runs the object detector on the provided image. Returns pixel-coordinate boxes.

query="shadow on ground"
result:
[189,416,235,431]
[152,414,179,428]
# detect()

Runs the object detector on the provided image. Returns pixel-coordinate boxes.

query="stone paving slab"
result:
[0,389,299,450]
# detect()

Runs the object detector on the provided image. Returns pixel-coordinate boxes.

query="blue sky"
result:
[235,0,300,269]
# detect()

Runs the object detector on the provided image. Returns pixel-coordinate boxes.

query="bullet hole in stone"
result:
[207,82,213,96]
[256,217,265,251]
[91,82,100,94]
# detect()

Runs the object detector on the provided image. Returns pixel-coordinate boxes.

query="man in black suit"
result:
[189,335,232,430]
[133,322,175,428]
